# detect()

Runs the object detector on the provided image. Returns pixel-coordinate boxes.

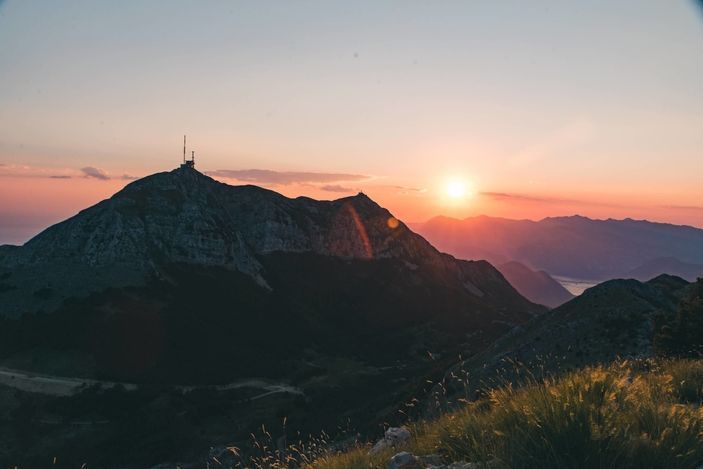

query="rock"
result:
[369,426,412,455]
[417,454,444,466]
[426,459,499,469]
[387,451,421,469]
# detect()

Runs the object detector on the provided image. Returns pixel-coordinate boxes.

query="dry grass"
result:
[307,358,703,469]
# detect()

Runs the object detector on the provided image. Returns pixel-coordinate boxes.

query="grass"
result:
[304,358,703,469]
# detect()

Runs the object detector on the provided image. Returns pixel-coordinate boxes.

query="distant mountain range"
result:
[0,167,542,466]
[414,215,703,282]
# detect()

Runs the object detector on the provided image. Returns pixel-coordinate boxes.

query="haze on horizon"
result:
[1,1,702,245]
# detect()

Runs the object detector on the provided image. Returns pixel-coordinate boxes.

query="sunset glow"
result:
[1,2,702,245]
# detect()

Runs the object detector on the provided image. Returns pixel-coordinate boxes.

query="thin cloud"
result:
[0,164,135,181]
[394,185,427,194]
[320,184,354,193]
[0,164,73,179]
[481,191,559,204]
[481,191,619,207]
[208,169,369,185]
[663,205,703,211]
[81,166,110,180]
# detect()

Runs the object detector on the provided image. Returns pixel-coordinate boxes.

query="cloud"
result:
[394,185,427,194]
[0,164,137,181]
[319,184,354,193]
[663,205,703,211]
[481,191,560,204]
[207,169,369,185]
[480,191,618,207]
[81,166,110,180]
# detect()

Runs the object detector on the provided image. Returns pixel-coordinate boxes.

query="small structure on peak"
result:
[180,135,196,169]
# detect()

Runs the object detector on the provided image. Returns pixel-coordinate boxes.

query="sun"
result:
[445,179,468,199]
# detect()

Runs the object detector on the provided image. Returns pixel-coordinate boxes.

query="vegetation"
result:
[655,279,703,357]
[304,359,703,469]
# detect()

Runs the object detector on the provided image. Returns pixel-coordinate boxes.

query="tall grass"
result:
[309,359,703,469]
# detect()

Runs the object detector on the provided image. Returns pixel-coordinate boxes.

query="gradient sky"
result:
[1,1,702,244]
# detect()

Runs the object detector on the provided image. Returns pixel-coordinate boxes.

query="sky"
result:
[1,1,702,245]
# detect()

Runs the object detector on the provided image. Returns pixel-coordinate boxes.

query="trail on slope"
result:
[0,366,304,399]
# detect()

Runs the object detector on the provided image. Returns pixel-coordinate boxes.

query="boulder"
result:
[369,426,412,455]
[387,451,422,469]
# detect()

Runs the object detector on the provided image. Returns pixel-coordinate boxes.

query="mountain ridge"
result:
[414,214,703,281]
[1,167,536,317]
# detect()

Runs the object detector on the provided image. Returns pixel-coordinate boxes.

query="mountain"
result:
[438,275,696,405]
[0,166,543,467]
[626,256,703,282]
[0,168,536,316]
[496,261,574,308]
[414,215,703,282]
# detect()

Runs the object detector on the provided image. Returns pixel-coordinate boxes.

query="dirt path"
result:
[0,367,304,399]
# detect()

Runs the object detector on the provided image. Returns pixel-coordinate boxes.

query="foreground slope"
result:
[311,359,703,469]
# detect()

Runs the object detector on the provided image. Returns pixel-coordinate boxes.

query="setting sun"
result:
[445,179,470,199]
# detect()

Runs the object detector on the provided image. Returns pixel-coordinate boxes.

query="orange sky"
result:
[1,2,703,244]
[1,161,702,246]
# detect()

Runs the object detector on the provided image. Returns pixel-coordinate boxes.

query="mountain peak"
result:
[0,168,539,316]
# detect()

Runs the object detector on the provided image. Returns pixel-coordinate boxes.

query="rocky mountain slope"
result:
[0,167,536,317]
[496,261,574,308]
[437,275,696,406]
[414,215,703,281]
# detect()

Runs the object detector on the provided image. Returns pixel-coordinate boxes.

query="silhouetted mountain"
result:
[496,261,574,308]
[0,167,543,467]
[0,168,537,317]
[440,275,696,402]
[627,257,703,282]
[414,214,703,282]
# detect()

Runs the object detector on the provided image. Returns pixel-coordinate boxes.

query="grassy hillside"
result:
[305,358,703,469]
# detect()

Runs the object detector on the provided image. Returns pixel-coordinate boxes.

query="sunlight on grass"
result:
[307,358,703,469]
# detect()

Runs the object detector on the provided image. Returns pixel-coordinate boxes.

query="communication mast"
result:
[180,135,195,169]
